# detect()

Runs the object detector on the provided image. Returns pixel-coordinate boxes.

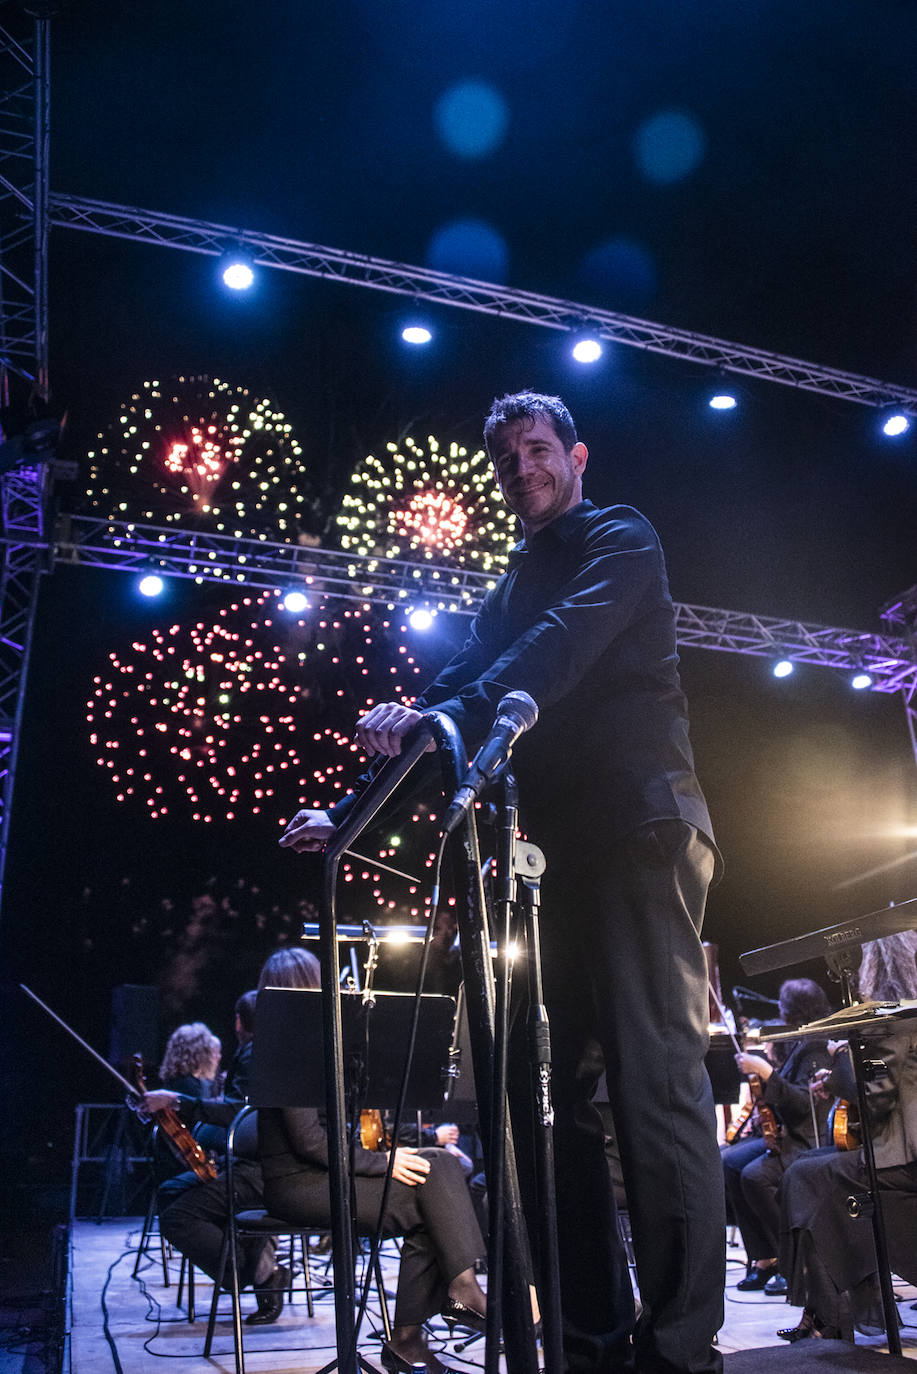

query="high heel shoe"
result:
[380,1341,452,1373]
[777,1311,823,1342]
[440,1295,486,1336]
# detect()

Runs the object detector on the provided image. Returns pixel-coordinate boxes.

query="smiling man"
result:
[281,391,725,1373]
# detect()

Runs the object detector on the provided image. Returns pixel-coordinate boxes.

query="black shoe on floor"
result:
[736,1261,779,1291]
[245,1265,290,1325]
[764,1273,787,1296]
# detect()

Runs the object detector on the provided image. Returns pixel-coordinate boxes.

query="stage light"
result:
[219,250,255,291]
[772,658,794,678]
[851,671,873,690]
[138,574,164,598]
[282,590,310,614]
[408,607,435,631]
[881,410,910,437]
[571,336,603,364]
[709,391,737,411]
[402,325,433,345]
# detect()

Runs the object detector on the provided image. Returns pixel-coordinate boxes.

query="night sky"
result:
[3,0,916,1170]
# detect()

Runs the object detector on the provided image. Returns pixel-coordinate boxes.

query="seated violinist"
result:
[159,1022,222,1099]
[721,978,833,1295]
[776,931,917,1342]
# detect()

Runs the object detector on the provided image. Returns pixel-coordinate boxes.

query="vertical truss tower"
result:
[0,5,50,406]
[0,6,51,905]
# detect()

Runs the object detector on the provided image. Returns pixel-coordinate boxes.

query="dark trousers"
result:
[510,820,724,1374]
[720,1137,784,1263]
[159,1161,272,1291]
[264,1146,483,1326]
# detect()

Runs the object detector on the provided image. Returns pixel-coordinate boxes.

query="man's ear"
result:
[572,441,588,476]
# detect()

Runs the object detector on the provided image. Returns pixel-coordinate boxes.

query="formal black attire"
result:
[333,501,724,1373]
[779,1029,917,1337]
[258,1107,485,1326]
[720,1038,831,1266]
[159,1044,269,1288]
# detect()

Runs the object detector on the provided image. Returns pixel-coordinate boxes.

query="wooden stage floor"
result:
[65,1218,917,1373]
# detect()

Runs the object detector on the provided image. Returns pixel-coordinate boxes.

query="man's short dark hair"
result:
[235,989,258,1034]
[483,391,578,455]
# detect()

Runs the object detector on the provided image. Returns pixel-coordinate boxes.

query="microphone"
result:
[442,691,538,835]
[731,986,781,1008]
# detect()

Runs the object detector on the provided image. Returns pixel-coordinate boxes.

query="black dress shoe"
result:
[244,1265,290,1325]
[736,1261,779,1291]
[764,1273,788,1296]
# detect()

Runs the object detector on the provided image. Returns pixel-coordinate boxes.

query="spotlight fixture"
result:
[281,590,310,614]
[880,409,910,437]
[772,658,794,678]
[851,670,873,690]
[408,607,435,631]
[219,249,256,291]
[138,573,164,598]
[571,334,603,364]
[709,391,737,411]
[402,324,433,345]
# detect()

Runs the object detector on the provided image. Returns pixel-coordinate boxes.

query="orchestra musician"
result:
[776,931,917,1342]
[158,1021,222,1099]
[721,978,833,1295]
[255,947,489,1374]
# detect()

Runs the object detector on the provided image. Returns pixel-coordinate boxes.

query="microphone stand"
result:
[494,773,563,1374]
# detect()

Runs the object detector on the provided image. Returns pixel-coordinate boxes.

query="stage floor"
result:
[65,1218,917,1373]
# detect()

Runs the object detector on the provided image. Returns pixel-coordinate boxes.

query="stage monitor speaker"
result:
[109,984,159,1070]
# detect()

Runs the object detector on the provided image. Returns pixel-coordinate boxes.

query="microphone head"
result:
[497,689,538,731]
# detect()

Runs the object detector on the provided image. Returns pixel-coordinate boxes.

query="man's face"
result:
[489,413,588,536]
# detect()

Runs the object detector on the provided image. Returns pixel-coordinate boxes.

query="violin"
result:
[723,1069,781,1151]
[359,1109,390,1152]
[133,1056,218,1182]
[830,1098,861,1151]
[707,978,781,1153]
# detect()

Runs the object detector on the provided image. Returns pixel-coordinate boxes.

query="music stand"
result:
[251,987,457,1111]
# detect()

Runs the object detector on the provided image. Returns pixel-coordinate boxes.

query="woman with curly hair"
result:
[159,1022,222,1098]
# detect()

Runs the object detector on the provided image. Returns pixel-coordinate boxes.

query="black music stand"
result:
[740,897,917,1358]
[252,986,456,1112]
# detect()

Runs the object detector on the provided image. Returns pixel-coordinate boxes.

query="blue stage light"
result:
[408,608,434,631]
[282,590,310,613]
[709,392,737,411]
[138,574,164,598]
[220,250,255,291]
[881,411,910,437]
[402,325,433,345]
[773,659,794,678]
[572,337,603,364]
[851,671,873,690]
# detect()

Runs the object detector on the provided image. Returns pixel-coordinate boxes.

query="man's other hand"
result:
[279,809,336,851]
[355,703,436,758]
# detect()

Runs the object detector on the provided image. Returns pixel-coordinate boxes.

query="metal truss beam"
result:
[0,12,49,401]
[47,192,917,412]
[40,511,917,701]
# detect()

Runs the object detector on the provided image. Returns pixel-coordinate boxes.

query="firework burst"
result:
[83,375,316,541]
[335,433,515,572]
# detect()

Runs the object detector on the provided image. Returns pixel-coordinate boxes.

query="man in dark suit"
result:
[282,392,724,1373]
